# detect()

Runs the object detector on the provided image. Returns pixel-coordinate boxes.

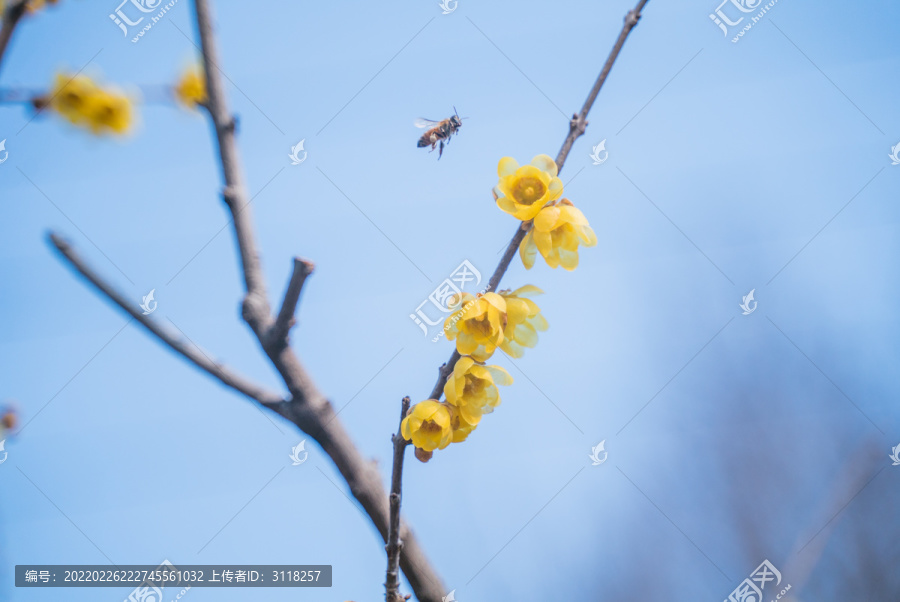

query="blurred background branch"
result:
[0,0,27,75]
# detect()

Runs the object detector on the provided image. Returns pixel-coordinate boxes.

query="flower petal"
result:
[533,206,561,232]
[530,154,558,177]
[519,231,537,270]
[485,365,513,386]
[498,156,519,177]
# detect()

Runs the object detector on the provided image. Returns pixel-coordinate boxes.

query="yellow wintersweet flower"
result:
[443,356,513,426]
[86,90,133,135]
[45,73,133,136]
[494,154,563,221]
[447,404,477,443]
[401,400,453,452]
[444,292,508,362]
[520,199,597,270]
[499,285,548,358]
[49,73,100,125]
[174,66,207,108]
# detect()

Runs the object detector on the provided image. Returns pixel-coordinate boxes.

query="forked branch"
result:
[49,233,285,407]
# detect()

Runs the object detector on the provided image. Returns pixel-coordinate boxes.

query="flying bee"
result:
[415,108,463,159]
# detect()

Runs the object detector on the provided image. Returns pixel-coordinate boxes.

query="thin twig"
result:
[427,0,650,401]
[0,0,27,76]
[190,1,446,599]
[385,396,412,602]
[269,257,314,347]
[49,233,285,407]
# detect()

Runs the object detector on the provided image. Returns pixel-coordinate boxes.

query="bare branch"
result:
[385,396,412,602]
[556,0,649,168]
[48,232,285,407]
[191,1,446,599]
[0,0,27,76]
[193,0,271,332]
[269,258,314,348]
[427,0,650,400]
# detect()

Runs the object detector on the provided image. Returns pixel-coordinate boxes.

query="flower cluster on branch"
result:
[402,154,595,461]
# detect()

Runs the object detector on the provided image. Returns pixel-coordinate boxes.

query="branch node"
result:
[222,185,239,207]
[626,9,640,26]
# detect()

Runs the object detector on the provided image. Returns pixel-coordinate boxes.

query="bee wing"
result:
[414,118,441,128]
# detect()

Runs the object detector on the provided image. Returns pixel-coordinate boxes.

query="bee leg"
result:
[438,140,444,159]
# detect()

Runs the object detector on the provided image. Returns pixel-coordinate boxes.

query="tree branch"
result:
[48,232,285,407]
[193,0,270,333]
[427,0,650,401]
[190,1,446,599]
[269,257,314,348]
[0,0,27,76]
[386,396,412,602]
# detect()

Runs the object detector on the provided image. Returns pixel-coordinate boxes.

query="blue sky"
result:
[1,0,899,600]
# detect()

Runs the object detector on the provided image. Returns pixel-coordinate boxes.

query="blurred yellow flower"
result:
[86,90,133,135]
[49,73,100,125]
[401,400,453,452]
[444,292,508,362]
[444,356,513,427]
[520,199,597,270]
[174,66,207,108]
[499,285,548,358]
[494,154,563,221]
[46,73,133,136]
